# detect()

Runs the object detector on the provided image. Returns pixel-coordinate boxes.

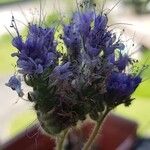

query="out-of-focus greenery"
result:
[0,34,16,75]
[9,111,36,137]
[124,0,150,14]
[115,98,150,136]
[134,50,150,98]
[45,13,62,27]
[0,0,32,5]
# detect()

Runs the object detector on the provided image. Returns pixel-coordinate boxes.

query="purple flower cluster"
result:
[106,72,141,105]
[12,24,59,74]
[63,12,124,59]
[7,10,142,135]
[62,11,141,99]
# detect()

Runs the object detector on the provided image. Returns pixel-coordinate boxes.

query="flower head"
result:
[6,75,24,97]
[7,7,143,135]
[73,11,94,40]
[106,72,142,106]
[53,62,73,80]
[116,54,130,71]
[12,24,59,75]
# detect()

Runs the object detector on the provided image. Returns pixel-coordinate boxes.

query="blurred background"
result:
[0,0,150,148]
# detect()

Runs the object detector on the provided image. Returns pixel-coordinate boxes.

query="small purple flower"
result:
[85,42,100,57]
[73,11,94,40]
[6,75,24,97]
[86,14,124,57]
[94,15,108,30]
[12,36,24,50]
[116,54,130,71]
[63,24,81,60]
[12,24,59,75]
[53,62,73,80]
[107,72,142,98]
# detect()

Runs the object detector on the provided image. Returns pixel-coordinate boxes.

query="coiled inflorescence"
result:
[6,9,142,135]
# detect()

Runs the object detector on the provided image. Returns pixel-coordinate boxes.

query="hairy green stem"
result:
[56,128,69,150]
[82,109,110,150]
